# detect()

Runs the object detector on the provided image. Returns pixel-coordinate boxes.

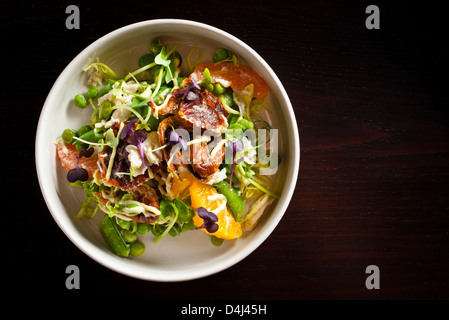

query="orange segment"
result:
[189,180,242,240]
[167,166,197,200]
[56,141,98,177]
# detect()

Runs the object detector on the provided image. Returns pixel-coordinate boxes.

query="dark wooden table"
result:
[4,0,448,302]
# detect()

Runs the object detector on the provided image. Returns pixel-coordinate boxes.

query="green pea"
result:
[213,83,226,96]
[151,224,163,237]
[100,101,113,119]
[138,53,155,68]
[123,229,137,243]
[228,123,245,132]
[74,94,87,108]
[219,89,235,107]
[215,180,245,220]
[130,240,145,256]
[150,38,164,55]
[137,223,151,235]
[62,129,76,143]
[116,217,131,230]
[211,235,224,247]
[207,83,214,92]
[213,48,231,62]
[86,86,99,99]
[237,118,254,130]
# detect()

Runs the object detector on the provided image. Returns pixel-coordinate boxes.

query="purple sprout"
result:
[121,119,147,170]
[185,90,198,101]
[190,77,201,90]
[171,77,200,101]
[78,147,94,158]
[67,148,94,183]
[192,207,219,233]
[126,129,148,170]
[227,139,244,189]
[67,155,89,183]
[167,129,188,151]
[120,118,138,140]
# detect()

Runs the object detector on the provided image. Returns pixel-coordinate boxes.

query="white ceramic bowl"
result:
[35,19,300,281]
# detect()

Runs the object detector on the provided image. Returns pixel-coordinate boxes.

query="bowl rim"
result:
[35,18,300,282]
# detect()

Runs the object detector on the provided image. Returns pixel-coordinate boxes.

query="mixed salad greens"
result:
[56,38,280,257]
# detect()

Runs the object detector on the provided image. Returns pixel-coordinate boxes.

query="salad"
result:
[56,38,280,257]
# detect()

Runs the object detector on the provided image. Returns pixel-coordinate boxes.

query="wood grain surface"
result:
[3,0,448,301]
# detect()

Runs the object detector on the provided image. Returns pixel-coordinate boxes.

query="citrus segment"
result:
[167,166,197,200]
[189,180,242,240]
[56,141,98,177]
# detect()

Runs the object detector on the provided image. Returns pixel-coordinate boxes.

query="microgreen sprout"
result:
[66,147,95,182]
[103,130,117,148]
[125,129,148,170]
[185,91,198,101]
[167,128,188,151]
[79,147,94,158]
[192,207,219,233]
[120,118,138,140]
[171,77,200,101]
[151,44,179,98]
[228,139,244,189]
[67,155,88,183]
[118,118,149,171]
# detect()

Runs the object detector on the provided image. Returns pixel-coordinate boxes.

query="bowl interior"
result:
[36,19,299,281]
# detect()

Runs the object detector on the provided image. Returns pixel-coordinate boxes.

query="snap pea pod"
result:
[76,125,93,137]
[99,83,113,97]
[99,216,130,257]
[215,180,245,221]
[74,129,104,144]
